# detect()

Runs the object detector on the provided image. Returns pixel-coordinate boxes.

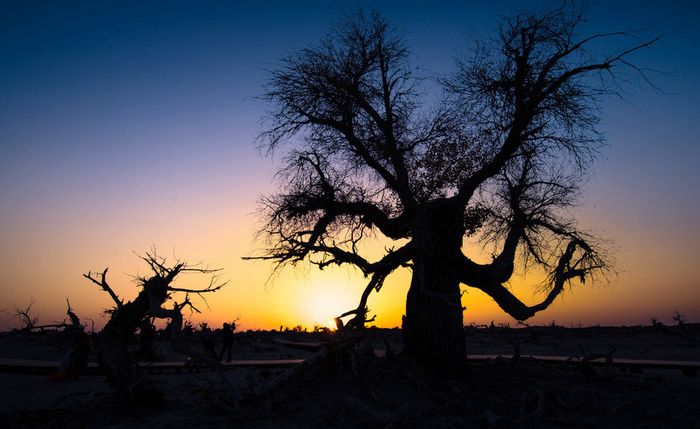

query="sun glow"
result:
[302,279,358,329]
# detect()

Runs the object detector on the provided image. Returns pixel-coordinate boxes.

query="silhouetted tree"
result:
[251,7,656,371]
[13,298,83,333]
[85,251,231,404]
[13,299,38,331]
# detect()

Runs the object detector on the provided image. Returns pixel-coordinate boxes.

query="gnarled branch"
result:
[467,237,607,321]
[83,268,123,309]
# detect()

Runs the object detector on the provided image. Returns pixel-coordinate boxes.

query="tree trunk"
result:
[402,199,465,373]
[97,292,164,405]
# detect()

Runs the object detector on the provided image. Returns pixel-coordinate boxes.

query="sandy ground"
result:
[1,325,699,428]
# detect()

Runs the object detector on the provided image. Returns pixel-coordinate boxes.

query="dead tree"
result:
[250,6,655,372]
[14,299,39,331]
[13,299,80,333]
[84,251,232,405]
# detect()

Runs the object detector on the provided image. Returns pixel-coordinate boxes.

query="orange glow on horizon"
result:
[0,229,697,332]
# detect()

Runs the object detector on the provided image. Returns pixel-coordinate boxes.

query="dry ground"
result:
[1,324,699,428]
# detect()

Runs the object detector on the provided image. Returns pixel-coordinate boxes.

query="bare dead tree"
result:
[249,6,656,372]
[85,250,233,406]
[12,299,83,333]
[14,299,39,331]
[672,311,686,326]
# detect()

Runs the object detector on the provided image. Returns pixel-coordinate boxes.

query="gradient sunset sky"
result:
[1,0,698,331]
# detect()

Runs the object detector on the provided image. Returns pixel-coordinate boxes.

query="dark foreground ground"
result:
[1,324,699,428]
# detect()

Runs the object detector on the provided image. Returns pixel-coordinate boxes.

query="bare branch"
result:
[466,237,609,321]
[451,11,658,201]
[83,268,123,309]
[167,283,227,295]
[14,299,38,330]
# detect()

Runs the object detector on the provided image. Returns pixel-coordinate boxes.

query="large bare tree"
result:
[251,7,656,371]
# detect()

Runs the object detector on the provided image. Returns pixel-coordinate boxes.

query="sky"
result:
[1,0,698,331]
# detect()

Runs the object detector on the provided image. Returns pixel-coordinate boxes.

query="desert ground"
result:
[1,323,699,428]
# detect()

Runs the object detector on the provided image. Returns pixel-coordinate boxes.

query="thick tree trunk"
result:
[97,289,165,405]
[98,323,163,405]
[402,199,465,373]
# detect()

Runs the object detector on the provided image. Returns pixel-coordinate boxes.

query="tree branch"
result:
[338,243,413,329]
[83,268,123,309]
[465,237,605,321]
